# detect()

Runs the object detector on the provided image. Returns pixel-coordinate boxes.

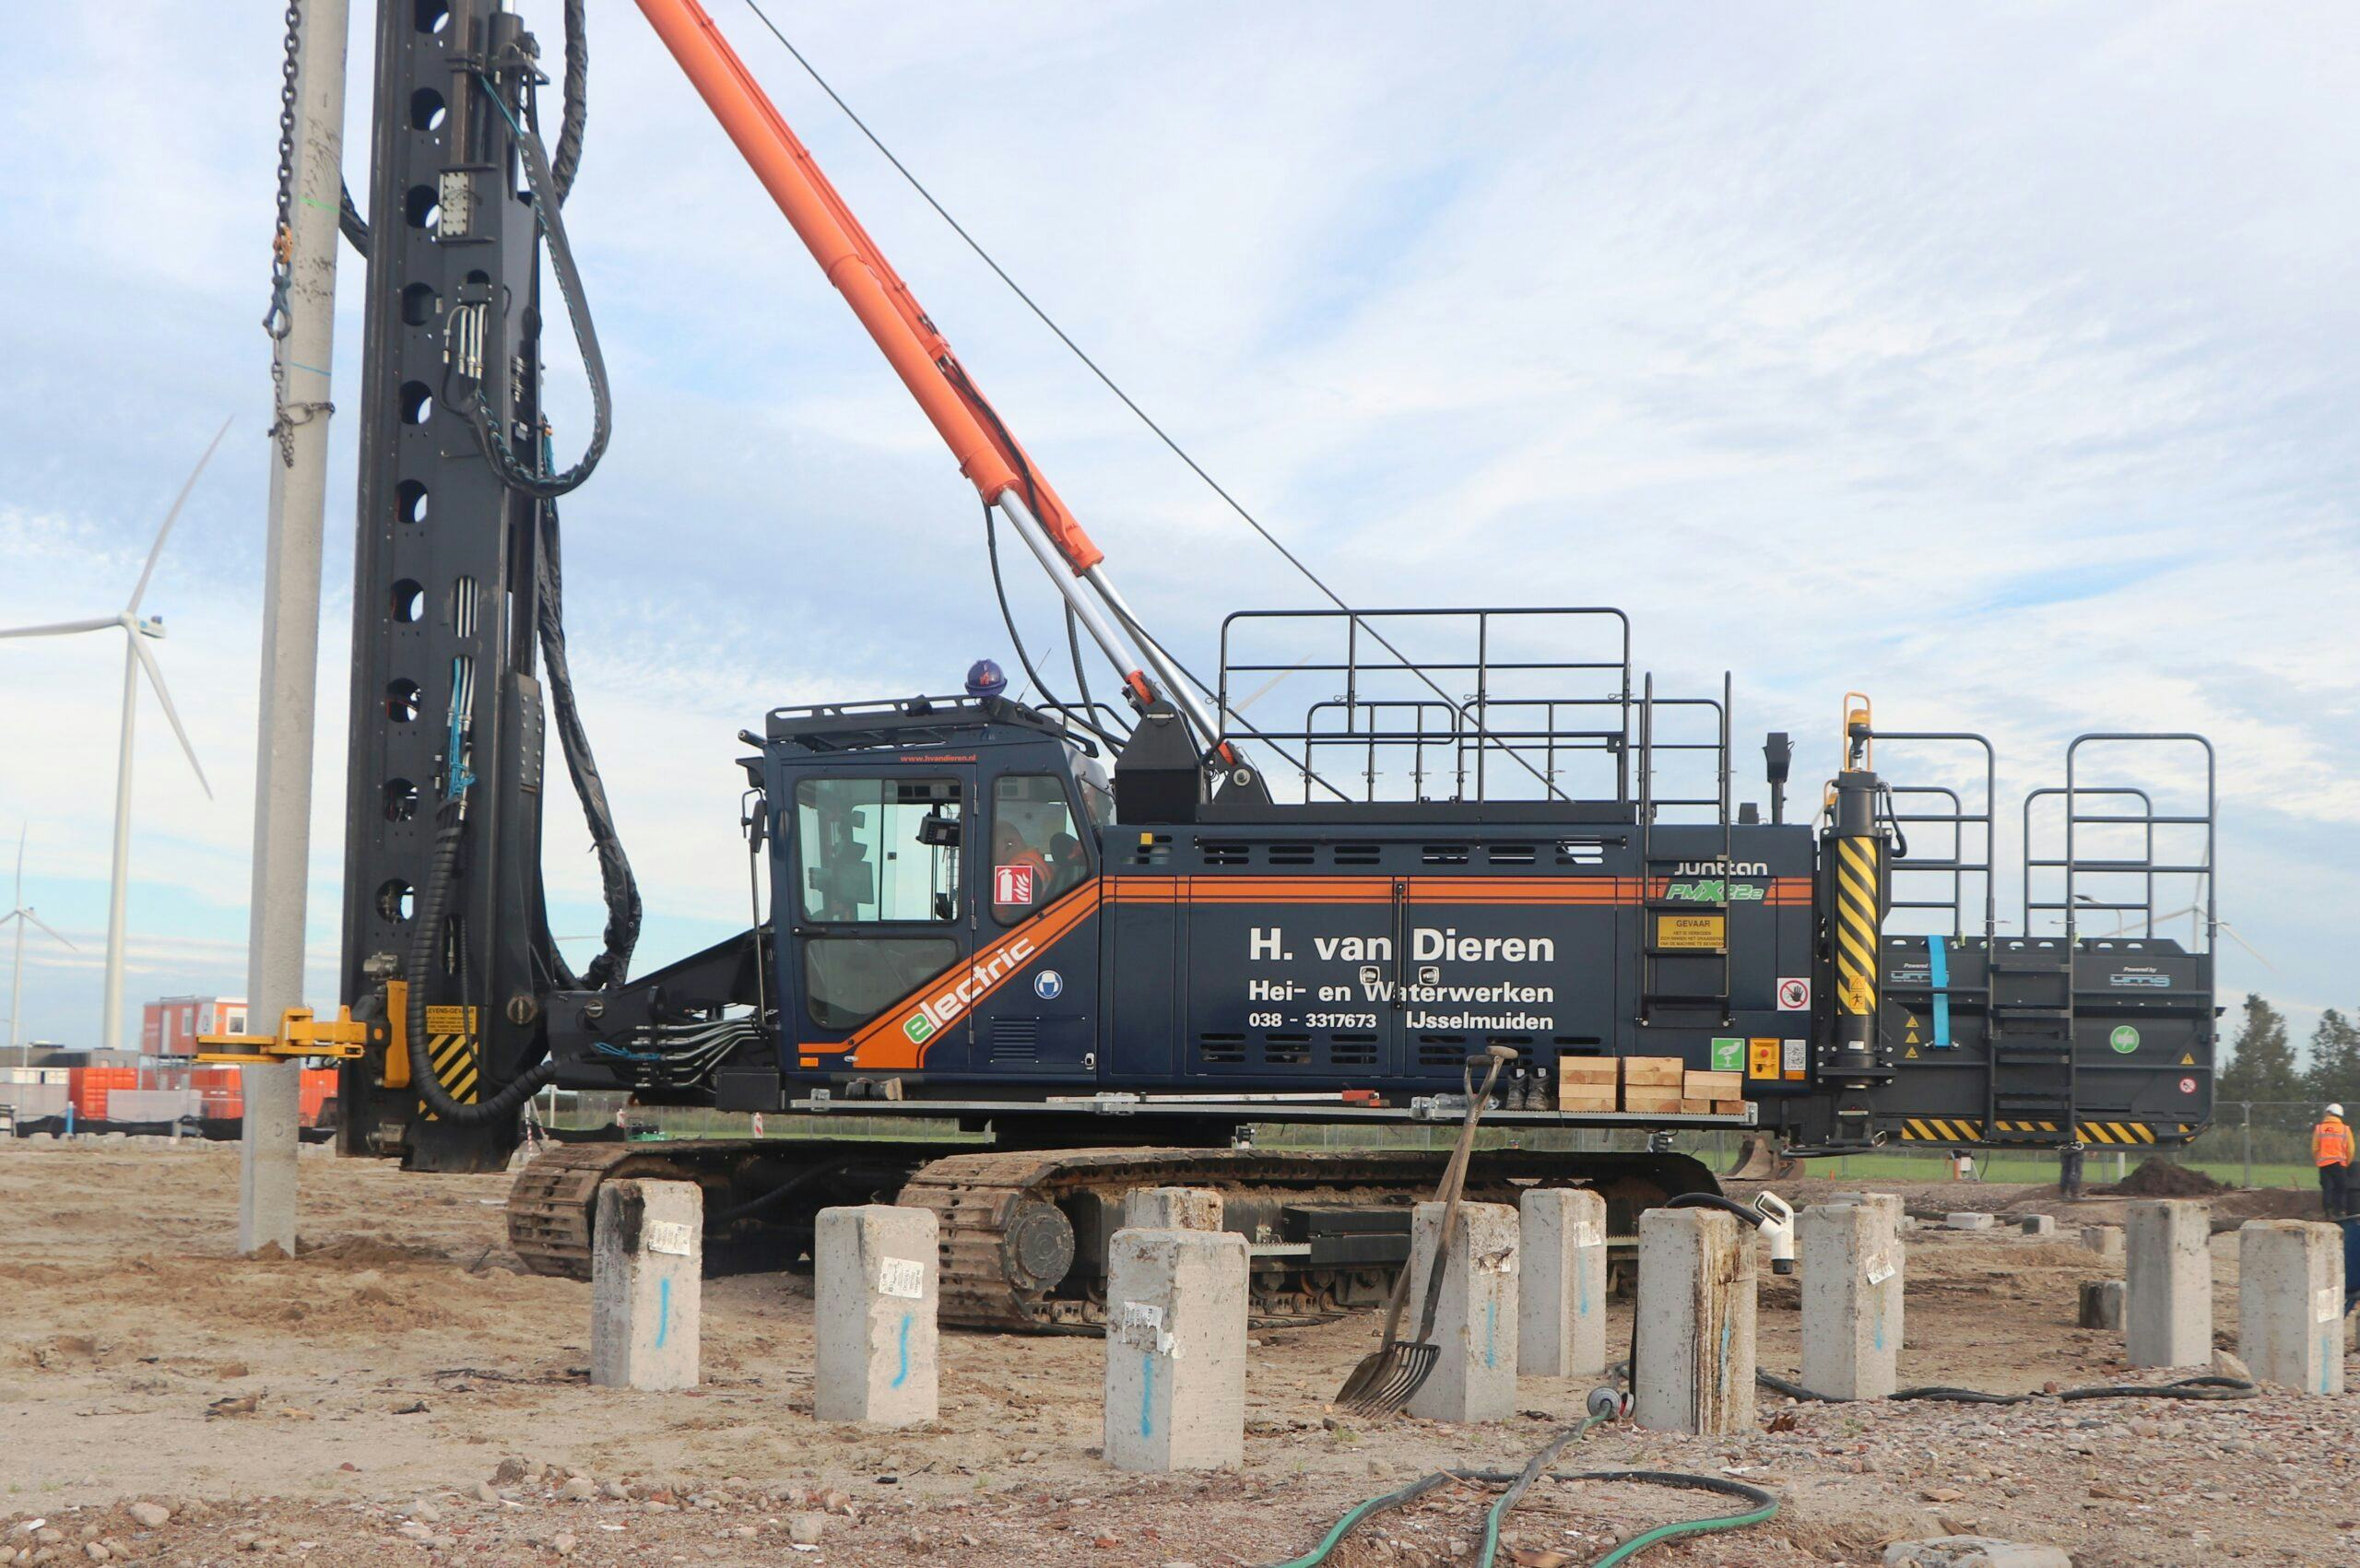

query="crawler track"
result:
[506,1139,1714,1329]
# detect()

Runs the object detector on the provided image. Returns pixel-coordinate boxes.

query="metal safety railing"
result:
[1867,730,1997,941]
[1220,607,1640,804]
[2021,734,2215,951]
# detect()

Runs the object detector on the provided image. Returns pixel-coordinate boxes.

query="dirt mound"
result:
[298,1233,452,1266]
[2107,1158,2226,1197]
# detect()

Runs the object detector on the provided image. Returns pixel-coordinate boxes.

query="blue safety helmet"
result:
[965,658,1008,699]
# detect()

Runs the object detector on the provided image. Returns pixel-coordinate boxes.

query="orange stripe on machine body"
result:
[846,881,1102,1071]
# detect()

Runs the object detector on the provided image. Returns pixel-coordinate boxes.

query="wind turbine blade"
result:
[130,637,213,799]
[2216,920,2276,973]
[10,826,18,907]
[126,415,232,614]
[21,910,77,950]
[1233,657,1312,716]
[0,617,119,641]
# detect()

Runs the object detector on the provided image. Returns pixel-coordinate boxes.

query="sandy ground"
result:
[4,1140,2357,1567]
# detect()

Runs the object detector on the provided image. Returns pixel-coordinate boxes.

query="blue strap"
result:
[1930,937,1953,1048]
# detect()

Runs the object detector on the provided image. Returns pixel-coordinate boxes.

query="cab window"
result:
[795,777,962,923]
[991,774,1089,924]
[1073,755,1116,832]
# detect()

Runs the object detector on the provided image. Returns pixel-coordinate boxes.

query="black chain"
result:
[263,0,334,468]
[263,0,299,341]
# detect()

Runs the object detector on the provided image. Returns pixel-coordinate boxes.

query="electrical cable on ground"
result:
[736,0,1567,800]
[1262,1413,1780,1568]
[1757,1370,2256,1405]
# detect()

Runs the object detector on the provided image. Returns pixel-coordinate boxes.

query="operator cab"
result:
[754,692,1113,1085]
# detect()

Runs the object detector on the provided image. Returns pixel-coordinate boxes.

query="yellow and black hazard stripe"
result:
[1833,836,1880,1016]
[1894,1117,2187,1146]
[423,1004,479,1107]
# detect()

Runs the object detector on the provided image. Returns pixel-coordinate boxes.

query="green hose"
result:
[1263,1415,1780,1568]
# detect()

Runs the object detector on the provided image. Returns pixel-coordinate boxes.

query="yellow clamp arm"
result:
[191,1006,371,1065]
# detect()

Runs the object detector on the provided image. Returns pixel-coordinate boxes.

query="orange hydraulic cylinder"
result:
[634,0,1105,574]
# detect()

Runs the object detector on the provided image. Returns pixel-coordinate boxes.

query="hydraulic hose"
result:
[1263,1415,1779,1568]
[536,491,640,988]
[338,0,586,256]
[406,807,560,1125]
[1758,1369,2256,1405]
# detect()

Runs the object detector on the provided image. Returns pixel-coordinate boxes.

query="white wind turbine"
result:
[0,418,227,1053]
[4,827,77,1068]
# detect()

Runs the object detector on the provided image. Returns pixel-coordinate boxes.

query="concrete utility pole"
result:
[241,0,349,1256]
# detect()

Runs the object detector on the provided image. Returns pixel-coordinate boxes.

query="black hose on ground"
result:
[1758,1369,2257,1405]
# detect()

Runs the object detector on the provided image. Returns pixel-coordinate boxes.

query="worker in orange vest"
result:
[2314,1103,2354,1219]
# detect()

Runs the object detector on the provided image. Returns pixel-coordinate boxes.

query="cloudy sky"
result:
[1,2,2353,1061]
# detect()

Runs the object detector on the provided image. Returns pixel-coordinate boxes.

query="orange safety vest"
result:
[2314,1118,2354,1168]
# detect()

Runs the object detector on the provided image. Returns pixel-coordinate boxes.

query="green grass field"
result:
[1768,1149,2315,1190]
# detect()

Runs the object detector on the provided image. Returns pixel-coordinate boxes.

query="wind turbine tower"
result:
[0,419,226,1051]
[4,828,78,1068]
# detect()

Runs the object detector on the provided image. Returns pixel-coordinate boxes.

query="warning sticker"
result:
[1840,973,1873,1013]
[1656,913,1725,950]
[1710,1037,1744,1072]
[645,1220,695,1258]
[1776,977,1810,1011]
[424,1005,478,1035]
[1783,1039,1807,1079]
[1747,1038,1781,1079]
[2179,1077,2199,1095]
[878,1256,926,1300]
[993,863,1037,906]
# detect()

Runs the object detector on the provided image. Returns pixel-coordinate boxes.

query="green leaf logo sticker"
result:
[2109,1024,2141,1054]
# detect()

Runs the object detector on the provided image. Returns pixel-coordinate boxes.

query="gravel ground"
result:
[5,1139,2357,1566]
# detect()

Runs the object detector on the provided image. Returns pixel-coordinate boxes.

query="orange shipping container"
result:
[69,1066,138,1120]
[300,1068,338,1125]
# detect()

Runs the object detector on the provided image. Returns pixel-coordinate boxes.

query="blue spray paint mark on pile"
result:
[1873,1316,1886,1353]
[1139,1353,1157,1438]
[655,1277,672,1350]
[1484,1300,1497,1369]
[891,1312,914,1389]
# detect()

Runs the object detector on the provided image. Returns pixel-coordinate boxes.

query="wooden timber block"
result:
[1620,1056,1685,1087]
[1557,1055,1619,1084]
[1711,1100,1749,1115]
[1622,1090,1684,1115]
[1682,1070,1744,1100]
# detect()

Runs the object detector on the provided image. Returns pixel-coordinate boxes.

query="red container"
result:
[190,1066,243,1121]
[69,1066,137,1120]
[299,1068,338,1125]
